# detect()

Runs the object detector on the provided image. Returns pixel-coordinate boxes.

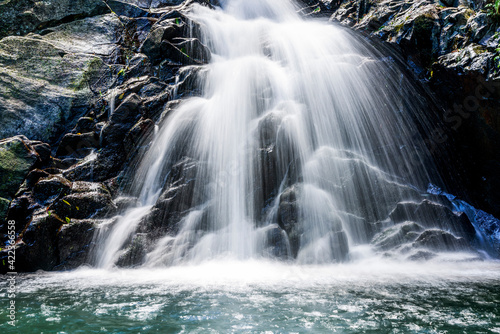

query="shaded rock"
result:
[0,136,39,200]
[277,185,301,257]
[32,143,52,166]
[390,199,476,240]
[56,132,100,158]
[372,221,424,251]
[261,224,290,259]
[56,219,97,270]
[0,0,108,39]
[124,118,155,153]
[15,213,64,272]
[0,198,9,223]
[138,157,200,237]
[407,250,437,261]
[48,182,116,220]
[74,117,97,133]
[413,229,471,252]
[101,93,143,147]
[116,233,147,267]
[33,175,72,204]
[172,65,207,98]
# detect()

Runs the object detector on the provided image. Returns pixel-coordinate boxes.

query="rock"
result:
[48,181,116,220]
[32,175,72,204]
[140,13,210,65]
[261,224,290,259]
[116,233,147,267]
[15,213,64,272]
[0,0,108,39]
[2,194,36,238]
[389,199,476,240]
[101,93,143,147]
[56,219,97,269]
[0,198,9,223]
[124,118,155,153]
[56,132,100,158]
[172,65,208,98]
[32,143,52,166]
[277,185,301,257]
[413,229,471,252]
[74,117,97,133]
[372,221,424,251]
[139,157,200,236]
[0,136,39,200]
[0,15,122,142]
[407,250,437,261]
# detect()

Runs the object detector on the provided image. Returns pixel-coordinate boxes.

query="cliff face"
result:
[0,0,498,271]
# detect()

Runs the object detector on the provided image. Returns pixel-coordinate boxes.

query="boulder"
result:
[277,185,302,257]
[372,221,424,251]
[413,229,471,252]
[56,219,97,269]
[0,0,108,39]
[0,14,122,142]
[33,175,72,204]
[0,136,39,200]
[389,199,476,240]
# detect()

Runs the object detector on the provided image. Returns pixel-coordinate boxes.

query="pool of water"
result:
[1,259,500,333]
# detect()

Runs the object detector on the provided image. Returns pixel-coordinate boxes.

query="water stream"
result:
[94,0,453,268]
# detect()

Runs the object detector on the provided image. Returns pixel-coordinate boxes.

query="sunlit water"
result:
[2,259,499,333]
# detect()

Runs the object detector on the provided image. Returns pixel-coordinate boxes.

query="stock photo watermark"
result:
[5,219,17,327]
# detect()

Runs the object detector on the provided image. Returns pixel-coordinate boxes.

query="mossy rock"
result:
[0,136,38,200]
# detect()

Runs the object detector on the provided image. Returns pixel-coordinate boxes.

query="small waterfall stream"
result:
[94,0,472,268]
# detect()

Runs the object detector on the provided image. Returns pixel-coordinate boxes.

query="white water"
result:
[96,0,449,268]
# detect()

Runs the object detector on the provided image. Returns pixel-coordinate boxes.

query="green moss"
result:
[0,197,10,220]
[72,56,103,91]
[0,138,37,199]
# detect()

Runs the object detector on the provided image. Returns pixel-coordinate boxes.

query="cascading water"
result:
[94,0,477,269]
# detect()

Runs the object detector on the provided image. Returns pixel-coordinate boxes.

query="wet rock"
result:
[262,224,290,259]
[413,229,471,252]
[116,233,147,267]
[101,93,143,147]
[56,132,100,158]
[3,195,36,237]
[15,213,64,272]
[139,157,200,237]
[33,175,72,204]
[406,250,437,261]
[277,185,301,257]
[372,221,424,251]
[0,15,122,142]
[56,219,97,270]
[0,198,9,222]
[141,12,210,65]
[389,199,476,240]
[172,65,208,98]
[74,117,97,133]
[0,0,108,39]
[124,118,155,153]
[32,143,52,166]
[0,136,39,200]
[48,181,116,220]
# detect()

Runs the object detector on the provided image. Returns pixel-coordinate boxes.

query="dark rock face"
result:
[0,136,39,201]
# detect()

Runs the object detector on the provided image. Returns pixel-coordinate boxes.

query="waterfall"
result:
[94,0,473,269]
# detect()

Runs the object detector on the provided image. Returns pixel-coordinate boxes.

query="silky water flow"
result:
[94,0,481,268]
